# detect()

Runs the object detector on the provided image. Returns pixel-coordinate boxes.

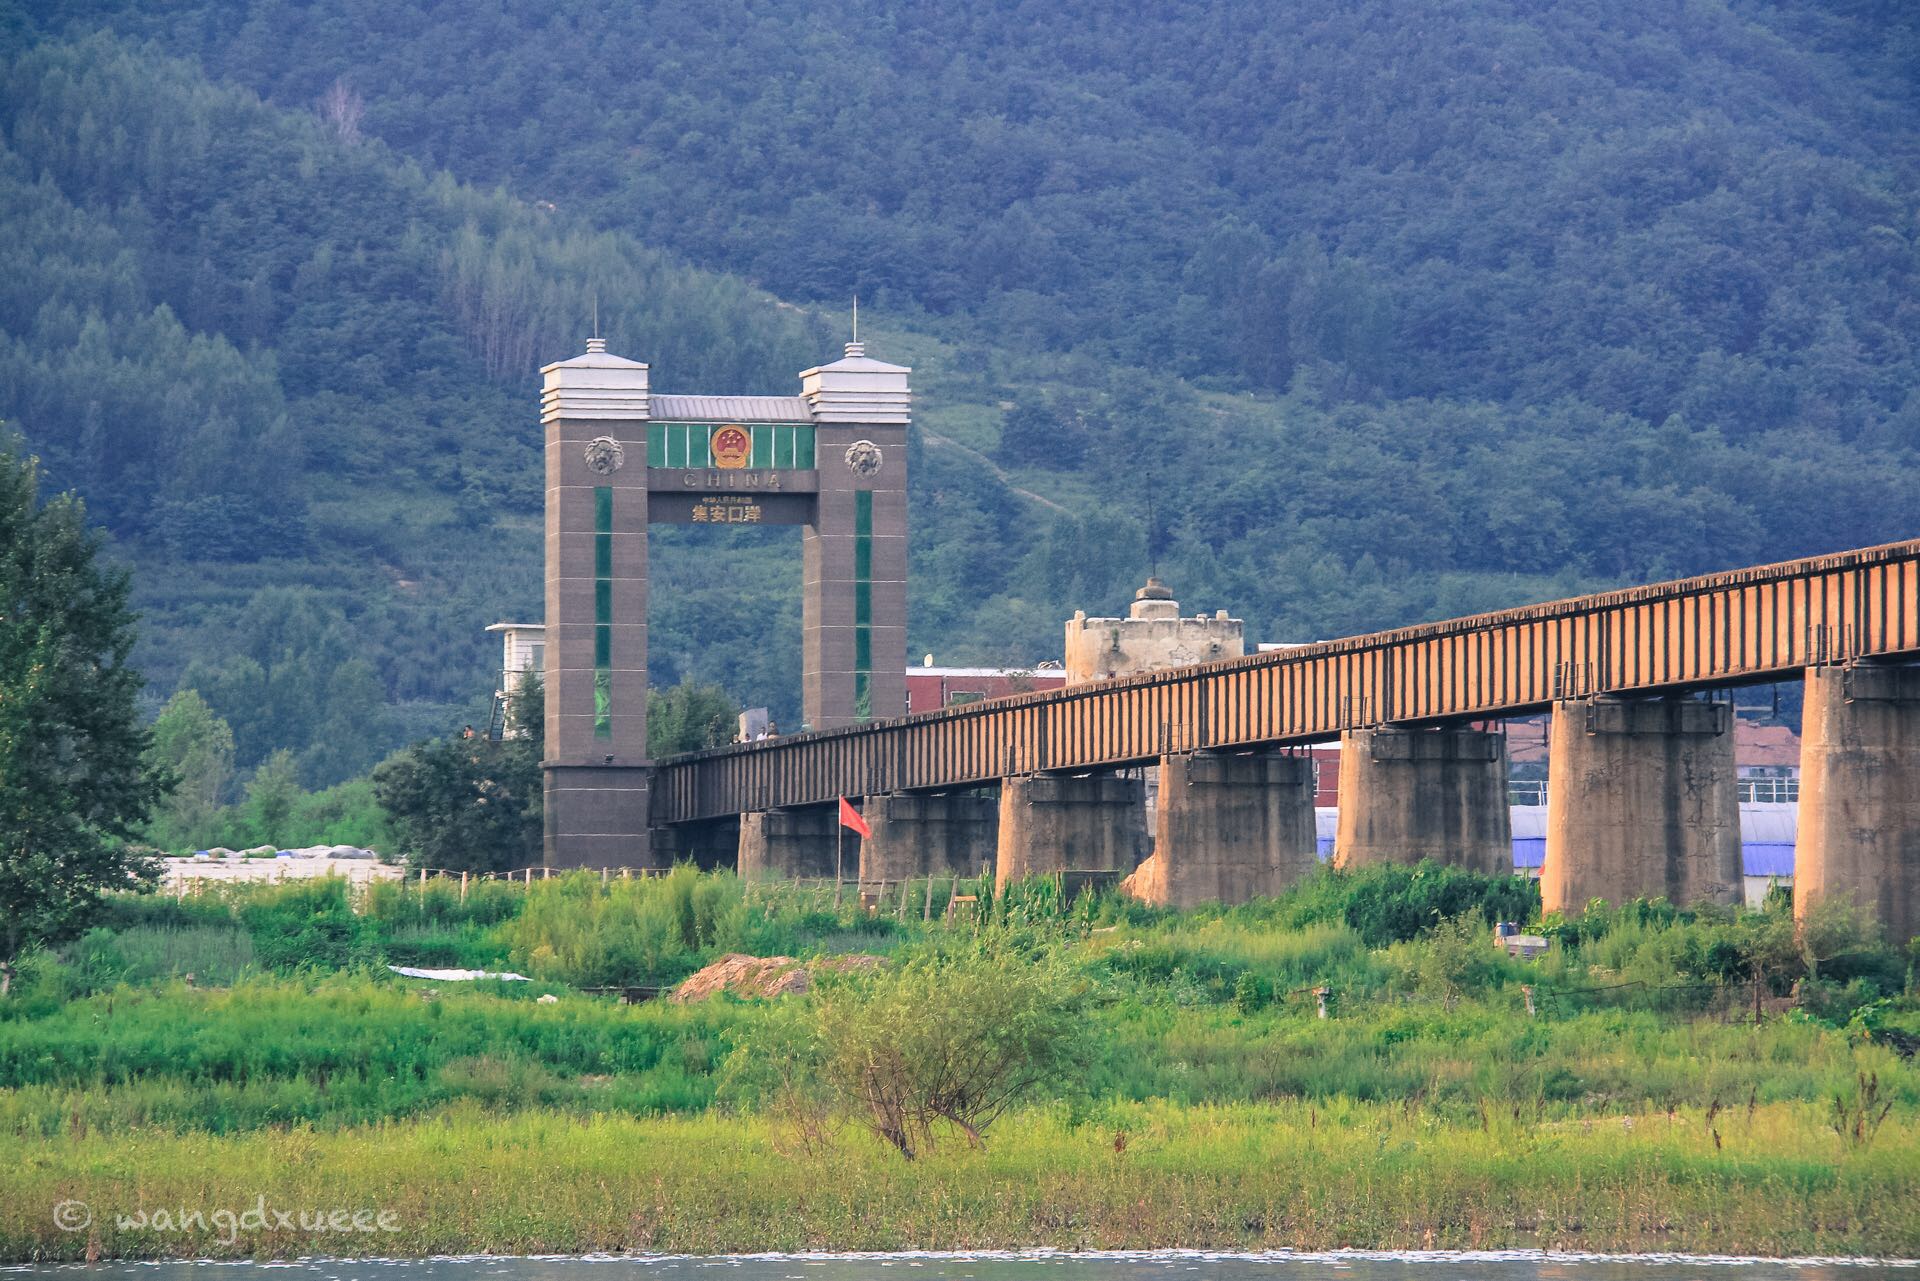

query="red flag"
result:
[837,796,871,839]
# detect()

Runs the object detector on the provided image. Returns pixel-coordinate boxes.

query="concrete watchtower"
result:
[540,339,910,868]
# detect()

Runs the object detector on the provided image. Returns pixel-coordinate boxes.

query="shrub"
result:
[727,938,1099,1159]
[237,879,379,973]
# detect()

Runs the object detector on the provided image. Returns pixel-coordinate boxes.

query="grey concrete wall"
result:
[1126,753,1317,907]
[1797,664,1920,947]
[1542,697,1741,913]
[738,807,855,880]
[859,792,998,883]
[996,773,1147,892]
[543,765,655,869]
[1334,727,1512,875]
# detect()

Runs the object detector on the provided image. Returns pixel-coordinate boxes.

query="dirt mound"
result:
[671,952,884,1003]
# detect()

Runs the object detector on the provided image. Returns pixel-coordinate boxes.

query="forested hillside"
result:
[2,2,1918,792]
[24,0,1919,435]
[0,38,830,784]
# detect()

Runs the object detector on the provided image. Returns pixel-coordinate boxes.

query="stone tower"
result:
[1064,577,1243,684]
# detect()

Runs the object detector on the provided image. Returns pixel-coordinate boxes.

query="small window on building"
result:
[947,690,985,706]
[527,642,545,673]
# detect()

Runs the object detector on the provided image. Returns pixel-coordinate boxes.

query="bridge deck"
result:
[652,539,1920,824]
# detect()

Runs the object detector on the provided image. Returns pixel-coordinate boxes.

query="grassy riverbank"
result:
[1,866,1916,1260]
[7,1102,1918,1259]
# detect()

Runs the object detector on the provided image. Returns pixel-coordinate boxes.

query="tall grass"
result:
[4,1101,1914,1259]
[0,976,739,1135]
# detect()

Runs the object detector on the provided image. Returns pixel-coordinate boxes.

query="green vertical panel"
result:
[750,426,773,469]
[801,425,817,468]
[593,485,613,739]
[774,426,791,469]
[647,423,665,466]
[678,424,694,469]
[854,489,873,721]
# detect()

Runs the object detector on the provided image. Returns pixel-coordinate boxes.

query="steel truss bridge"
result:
[654,540,1920,825]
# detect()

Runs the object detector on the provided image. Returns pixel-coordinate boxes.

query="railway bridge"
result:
[538,340,1920,945]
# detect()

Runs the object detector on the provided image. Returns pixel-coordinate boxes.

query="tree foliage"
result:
[144,689,236,845]
[0,436,164,993]
[648,681,739,758]
[372,733,543,874]
[2,14,1919,778]
[732,941,1098,1160]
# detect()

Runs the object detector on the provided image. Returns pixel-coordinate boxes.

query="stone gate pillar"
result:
[1542,696,1740,913]
[541,340,652,868]
[800,344,909,729]
[1797,664,1920,947]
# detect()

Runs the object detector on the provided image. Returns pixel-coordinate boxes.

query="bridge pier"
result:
[1333,727,1511,875]
[1123,752,1317,907]
[859,792,998,883]
[651,816,739,871]
[1796,664,1920,946]
[737,807,851,881]
[1542,696,1740,914]
[996,772,1147,892]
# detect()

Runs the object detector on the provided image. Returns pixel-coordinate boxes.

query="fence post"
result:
[524,867,532,886]
[1314,986,1331,1019]
[460,870,469,903]
[1521,984,1536,1017]
[923,876,935,921]
[602,867,610,885]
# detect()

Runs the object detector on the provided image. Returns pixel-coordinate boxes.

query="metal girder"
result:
[651,539,1920,824]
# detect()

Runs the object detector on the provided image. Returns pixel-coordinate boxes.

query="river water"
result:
[5,1254,1916,1281]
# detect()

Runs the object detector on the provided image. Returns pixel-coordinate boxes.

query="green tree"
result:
[243,748,301,844]
[144,688,234,848]
[0,436,164,995]
[728,941,1098,1160]
[648,681,739,757]
[373,735,542,874]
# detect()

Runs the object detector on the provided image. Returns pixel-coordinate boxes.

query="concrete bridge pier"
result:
[737,806,853,881]
[858,792,998,884]
[1124,752,1317,907]
[651,816,739,871]
[1796,664,1920,947]
[1542,696,1740,914]
[995,772,1147,893]
[1333,726,1511,875]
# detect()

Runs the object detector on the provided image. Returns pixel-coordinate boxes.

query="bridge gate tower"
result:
[540,339,910,868]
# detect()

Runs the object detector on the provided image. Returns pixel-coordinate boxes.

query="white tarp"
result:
[386,965,530,982]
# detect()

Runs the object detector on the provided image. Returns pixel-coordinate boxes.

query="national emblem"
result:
[711,425,751,469]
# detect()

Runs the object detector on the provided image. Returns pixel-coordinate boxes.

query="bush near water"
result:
[1,863,1917,1258]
